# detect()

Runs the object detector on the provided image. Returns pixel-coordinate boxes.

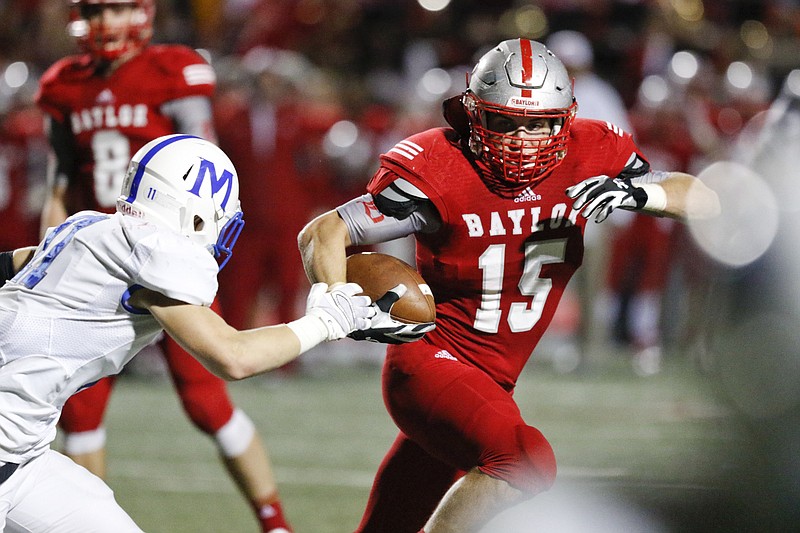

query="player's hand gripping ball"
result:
[345,252,436,344]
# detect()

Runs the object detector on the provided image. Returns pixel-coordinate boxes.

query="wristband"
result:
[286,314,328,354]
[638,183,668,211]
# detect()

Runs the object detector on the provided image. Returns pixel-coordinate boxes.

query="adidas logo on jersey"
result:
[514,186,541,203]
[96,89,115,104]
[434,350,457,361]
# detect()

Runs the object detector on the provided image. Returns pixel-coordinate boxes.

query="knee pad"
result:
[478,424,556,494]
[62,427,107,455]
[214,408,256,458]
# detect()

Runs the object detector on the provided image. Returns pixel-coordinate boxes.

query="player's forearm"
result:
[209,325,305,379]
[297,210,351,285]
[40,194,68,238]
[651,172,721,220]
[148,300,306,380]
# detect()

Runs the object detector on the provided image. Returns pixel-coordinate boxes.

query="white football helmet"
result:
[117,134,244,269]
[461,39,577,186]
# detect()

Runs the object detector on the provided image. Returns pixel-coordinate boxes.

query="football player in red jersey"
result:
[34,2,293,531]
[298,39,721,533]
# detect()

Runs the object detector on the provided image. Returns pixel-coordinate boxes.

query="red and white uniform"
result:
[34,46,235,446]
[340,120,649,532]
[36,45,215,212]
[370,121,643,387]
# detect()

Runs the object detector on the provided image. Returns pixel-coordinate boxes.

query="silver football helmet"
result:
[116,134,244,269]
[463,39,577,185]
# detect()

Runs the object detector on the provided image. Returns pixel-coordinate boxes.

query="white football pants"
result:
[0,450,143,532]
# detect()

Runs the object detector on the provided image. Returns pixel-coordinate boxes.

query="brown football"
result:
[345,252,435,324]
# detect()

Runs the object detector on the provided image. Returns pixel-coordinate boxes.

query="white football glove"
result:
[306,282,375,341]
[566,175,648,223]
[348,284,436,344]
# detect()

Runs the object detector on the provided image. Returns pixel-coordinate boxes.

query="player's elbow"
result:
[298,210,348,253]
[203,341,261,381]
[222,367,253,382]
[212,354,258,381]
[298,209,352,284]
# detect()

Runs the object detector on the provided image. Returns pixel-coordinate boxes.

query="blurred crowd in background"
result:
[0,0,799,375]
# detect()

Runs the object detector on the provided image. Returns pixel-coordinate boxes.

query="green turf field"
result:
[76,349,757,533]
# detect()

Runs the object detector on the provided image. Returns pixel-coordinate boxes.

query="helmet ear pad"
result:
[442,95,470,139]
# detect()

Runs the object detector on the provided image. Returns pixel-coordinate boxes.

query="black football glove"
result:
[348,284,436,344]
[566,175,648,223]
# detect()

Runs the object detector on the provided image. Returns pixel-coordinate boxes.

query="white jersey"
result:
[0,211,218,464]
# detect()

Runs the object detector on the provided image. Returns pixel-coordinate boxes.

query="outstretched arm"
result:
[566,171,721,223]
[129,282,373,380]
[640,171,721,220]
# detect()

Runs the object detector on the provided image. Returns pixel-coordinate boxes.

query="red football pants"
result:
[355,341,556,533]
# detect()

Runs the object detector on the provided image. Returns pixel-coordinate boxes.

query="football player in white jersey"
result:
[0,134,379,532]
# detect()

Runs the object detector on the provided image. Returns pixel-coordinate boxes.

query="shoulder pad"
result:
[36,56,92,106]
[617,151,650,179]
[373,177,430,220]
[143,45,216,93]
[39,55,93,85]
[571,117,630,139]
[570,118,648,178]
[36,56,90,120]
[380,128,460,173]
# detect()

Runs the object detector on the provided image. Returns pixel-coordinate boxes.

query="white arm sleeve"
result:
[161,96,216,140]
[631,170,670,185]
[337,194,435,246]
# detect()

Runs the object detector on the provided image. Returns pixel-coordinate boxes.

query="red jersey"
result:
[0,106,47,249]
[35,45,215,213]
[368,119,646,388]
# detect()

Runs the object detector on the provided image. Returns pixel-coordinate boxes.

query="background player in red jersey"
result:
[298,39,720,533]
[34,2,292,531]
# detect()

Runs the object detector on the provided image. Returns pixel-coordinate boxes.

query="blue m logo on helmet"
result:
[117,134,244,271]
[188,158,235,210]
